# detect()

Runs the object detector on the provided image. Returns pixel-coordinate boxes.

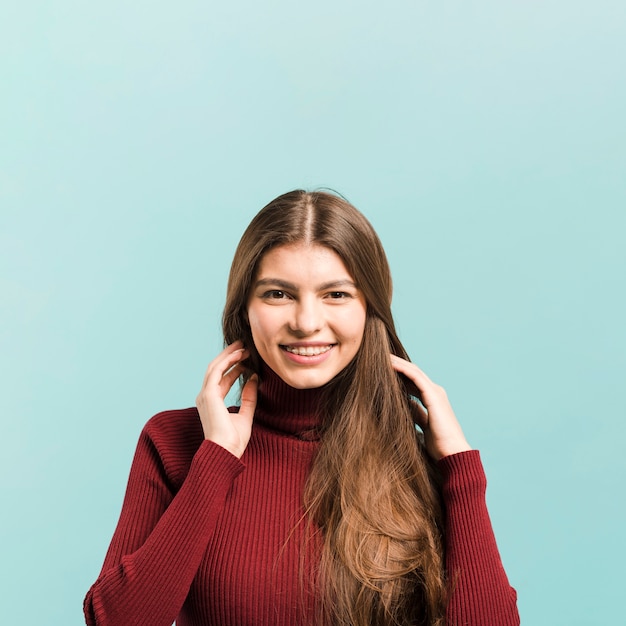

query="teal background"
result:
[2,1,625,624]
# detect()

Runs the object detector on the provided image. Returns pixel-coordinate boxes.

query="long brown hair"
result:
[223,190,447,625]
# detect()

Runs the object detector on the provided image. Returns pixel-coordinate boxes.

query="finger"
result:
[201,345,244,386]
[390,355,427,399]
[390,354,447,405]
[238,374,258,421]
[215,362,245,394]
[202,345,249,388]
[411,399,429,430]
[200,360,250,408]
[390,354,434,386]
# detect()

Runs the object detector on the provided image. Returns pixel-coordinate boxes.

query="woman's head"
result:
[223,190,405,383]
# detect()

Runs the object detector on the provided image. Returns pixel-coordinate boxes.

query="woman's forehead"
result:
[255,243,356,286]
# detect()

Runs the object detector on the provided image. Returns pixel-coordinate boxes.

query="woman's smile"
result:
[282,343,334,356]
[280,343,336,367]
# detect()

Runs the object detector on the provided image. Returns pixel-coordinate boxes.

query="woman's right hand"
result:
[196,340,258,459]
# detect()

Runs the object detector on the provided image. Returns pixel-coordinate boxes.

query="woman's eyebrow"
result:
[317,280,358,290]
[254,278,298,290]
[254,278,357,291]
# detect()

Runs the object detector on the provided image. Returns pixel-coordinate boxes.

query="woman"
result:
[84,190,519,626]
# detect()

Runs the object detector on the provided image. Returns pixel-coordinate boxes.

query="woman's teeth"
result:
[284,345,332,356]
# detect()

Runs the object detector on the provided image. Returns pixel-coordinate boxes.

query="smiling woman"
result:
[84,190,519,626]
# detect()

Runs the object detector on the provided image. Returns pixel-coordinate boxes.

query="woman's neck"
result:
[253,365,325,440]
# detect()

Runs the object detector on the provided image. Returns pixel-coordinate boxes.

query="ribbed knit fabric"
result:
[84,369,519,626]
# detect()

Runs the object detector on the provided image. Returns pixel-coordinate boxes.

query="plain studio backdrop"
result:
[1,1,624,624]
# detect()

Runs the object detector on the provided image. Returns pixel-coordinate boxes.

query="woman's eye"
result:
[265,290,287,299]
[328,291,350,299]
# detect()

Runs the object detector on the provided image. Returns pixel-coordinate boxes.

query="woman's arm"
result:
[440,451,519,626]
[390,356,519,625]
[85,342,258,626]
[83,417,245,626]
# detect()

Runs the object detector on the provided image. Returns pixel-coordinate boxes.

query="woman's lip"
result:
[280,344,336,364]
[280,343,334,354]
[280,342,336,347]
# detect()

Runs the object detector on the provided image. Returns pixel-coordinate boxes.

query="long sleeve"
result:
[83,410,244,626]
[440,450,519,626]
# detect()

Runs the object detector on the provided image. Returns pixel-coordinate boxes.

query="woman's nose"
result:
[289,298,323,335]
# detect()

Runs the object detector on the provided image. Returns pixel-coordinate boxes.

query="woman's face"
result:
[247,243,367,389]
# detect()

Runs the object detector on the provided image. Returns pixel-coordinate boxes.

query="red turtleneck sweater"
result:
[84,371,519,626]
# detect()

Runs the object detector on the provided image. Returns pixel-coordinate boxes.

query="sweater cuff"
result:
[189,439,246,483]
[437,449,487,501]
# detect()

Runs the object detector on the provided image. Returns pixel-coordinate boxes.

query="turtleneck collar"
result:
[253,364,325,441]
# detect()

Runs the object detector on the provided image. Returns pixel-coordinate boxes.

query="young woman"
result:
[84,190,519,626]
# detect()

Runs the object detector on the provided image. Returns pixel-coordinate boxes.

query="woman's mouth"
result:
[281,344,334,357]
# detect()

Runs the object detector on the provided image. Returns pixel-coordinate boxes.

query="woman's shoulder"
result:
[143,407,204,448]
[143,406,201,434]
[140,408,205,485]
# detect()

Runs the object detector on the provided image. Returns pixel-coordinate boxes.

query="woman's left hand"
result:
[390,355,472,461]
